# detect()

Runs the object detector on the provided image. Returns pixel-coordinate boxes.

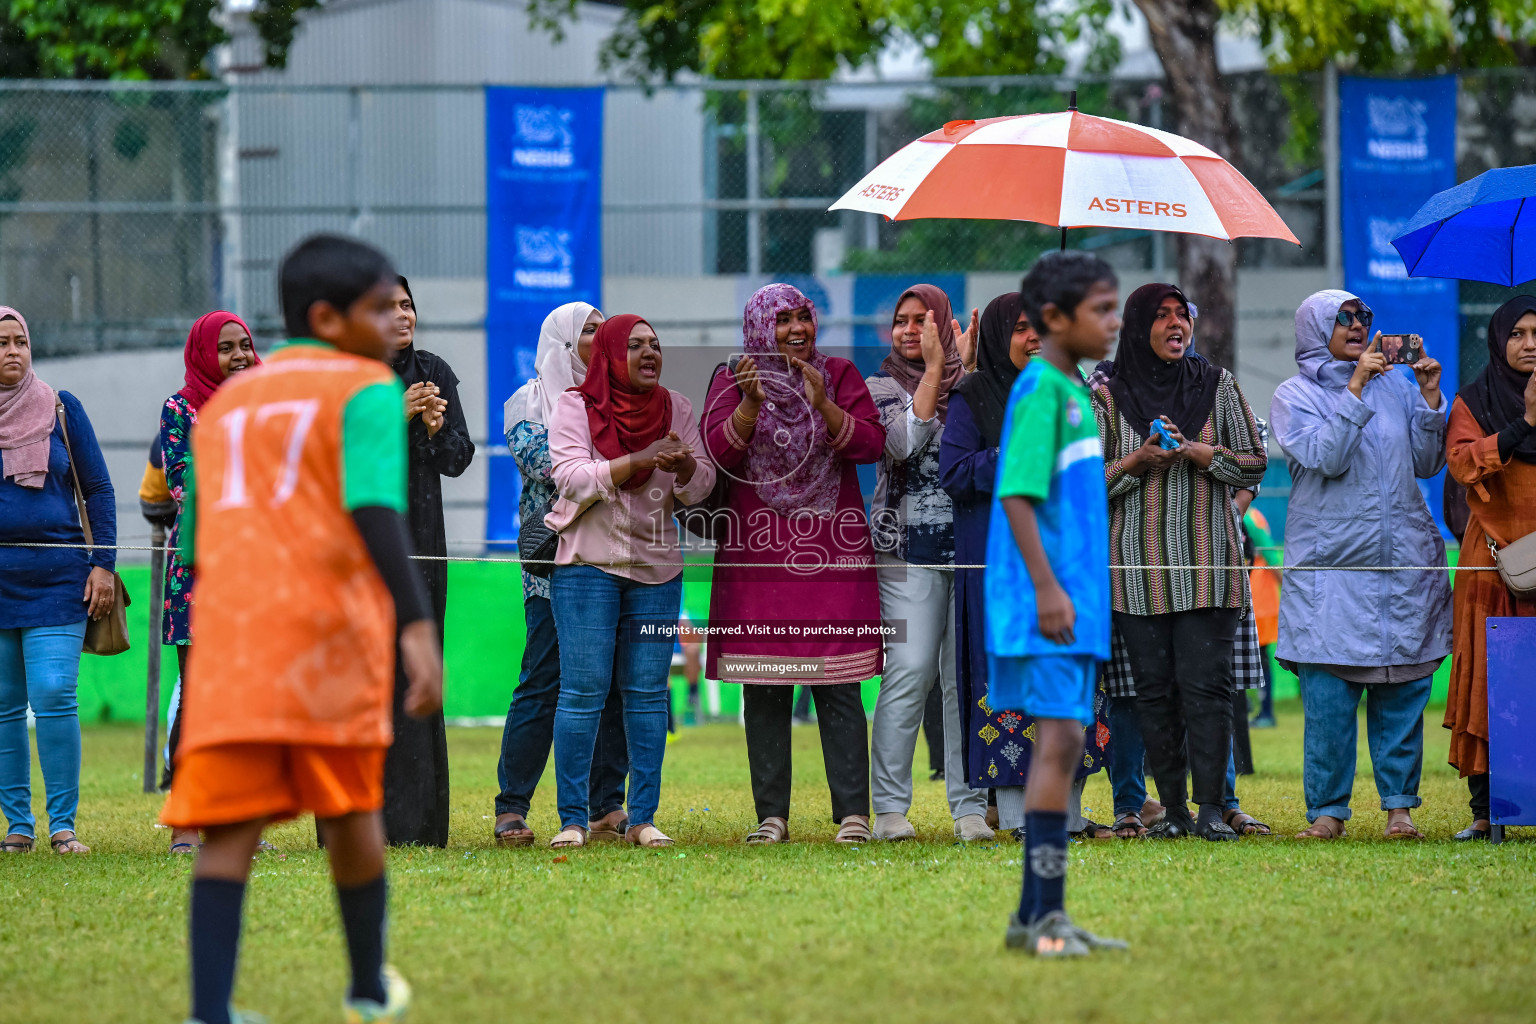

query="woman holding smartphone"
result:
[1270,290,1450,841]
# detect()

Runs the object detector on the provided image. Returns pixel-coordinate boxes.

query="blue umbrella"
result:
[1391,164,1536,285]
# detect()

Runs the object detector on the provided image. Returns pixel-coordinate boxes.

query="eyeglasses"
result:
[1335,309,1374,328]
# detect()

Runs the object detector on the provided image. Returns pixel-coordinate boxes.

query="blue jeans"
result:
[1298,665,1432,823]
[495,595,629,819]
[551,566,680,831]
[1107,695,1147,818]
[0,621,88,838]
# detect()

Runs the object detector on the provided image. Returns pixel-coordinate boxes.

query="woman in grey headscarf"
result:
[1270,289,1452,840]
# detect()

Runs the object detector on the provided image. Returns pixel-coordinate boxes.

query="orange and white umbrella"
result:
[829,110,1298,244]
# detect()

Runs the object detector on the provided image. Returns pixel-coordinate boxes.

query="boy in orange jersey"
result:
[162,235,443,1024]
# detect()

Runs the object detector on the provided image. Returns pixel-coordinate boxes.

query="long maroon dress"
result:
[701,356,886,684]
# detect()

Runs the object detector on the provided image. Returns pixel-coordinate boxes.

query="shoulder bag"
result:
[518,499,560,579]
[56,403,132,655]
[1486,531,1536,599]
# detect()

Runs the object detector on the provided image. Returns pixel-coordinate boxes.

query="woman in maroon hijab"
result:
[158,311,259,853]
[544,314,715,848]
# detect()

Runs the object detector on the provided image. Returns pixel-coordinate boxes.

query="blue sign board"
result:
[485,87,604,542]
[1339,75,1458,530]
[1485,618,1536,830]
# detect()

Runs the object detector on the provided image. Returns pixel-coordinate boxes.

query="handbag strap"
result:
[54,402,94,548]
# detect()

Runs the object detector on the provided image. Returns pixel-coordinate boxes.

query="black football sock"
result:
[1197,803,1225,833]
[189,877,246,1024]
[1017,840,1039,924]
[1023,810,1069,924]
[336,874,388,1004]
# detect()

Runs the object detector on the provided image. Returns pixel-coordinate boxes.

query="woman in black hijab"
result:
[1445,294,1536,840]
[1089,283,1267,841]
[385,276,475,846]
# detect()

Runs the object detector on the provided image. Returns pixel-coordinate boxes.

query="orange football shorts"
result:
[160,743,386,829]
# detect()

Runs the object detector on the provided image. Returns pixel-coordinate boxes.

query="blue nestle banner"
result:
[485,86,604,543]
[1339,75,1458,531]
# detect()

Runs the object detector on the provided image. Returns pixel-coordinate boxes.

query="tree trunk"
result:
[1132,0,1241,372]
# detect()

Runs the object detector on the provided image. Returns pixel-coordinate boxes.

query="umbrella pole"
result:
[1060,91,1077,252]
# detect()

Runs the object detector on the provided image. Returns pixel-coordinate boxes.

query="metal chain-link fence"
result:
[2,70,1534,357]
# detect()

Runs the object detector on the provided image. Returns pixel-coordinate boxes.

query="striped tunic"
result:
[1090,369,1267,616]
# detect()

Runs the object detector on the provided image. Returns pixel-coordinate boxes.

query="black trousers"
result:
[744,682,869,823]
[1469,773,1490,821]
[160,645,190,790]
[1116,607,1240,810]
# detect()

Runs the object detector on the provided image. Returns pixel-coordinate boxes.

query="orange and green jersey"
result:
[178,340,406,753]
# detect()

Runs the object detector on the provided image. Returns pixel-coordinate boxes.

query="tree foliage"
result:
[531,0,1534,83]
[1225,0,1536,72]
[1,0,322,79]
[527,0,1120,81]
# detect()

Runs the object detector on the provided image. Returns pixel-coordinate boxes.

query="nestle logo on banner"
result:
[514,227,574,289]
[512,105,575,168]
[1366,96,1429,160]
[1368,217,1409,279]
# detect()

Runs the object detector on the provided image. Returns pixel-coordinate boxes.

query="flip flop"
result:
[1223,810,1273,836]
[1385,819,1425,840]
[494,817,536,847]
[1111,814,1147,839]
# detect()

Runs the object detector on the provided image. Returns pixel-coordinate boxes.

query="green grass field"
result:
[1,705,1532,1023]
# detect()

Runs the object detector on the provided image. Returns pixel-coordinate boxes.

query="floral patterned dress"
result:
[159,392,196,645]
[507,419,555,603]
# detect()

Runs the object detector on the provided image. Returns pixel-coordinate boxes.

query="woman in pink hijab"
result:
[0,307,117,855]
[158,311,259,854]
[700,283,887,846]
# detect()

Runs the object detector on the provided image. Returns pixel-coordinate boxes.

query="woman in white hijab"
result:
[494,303,632,846]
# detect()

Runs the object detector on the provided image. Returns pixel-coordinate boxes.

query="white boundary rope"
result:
[0,541,1494,570]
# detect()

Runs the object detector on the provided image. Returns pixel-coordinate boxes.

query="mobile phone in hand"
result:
[1379,334,1424,365]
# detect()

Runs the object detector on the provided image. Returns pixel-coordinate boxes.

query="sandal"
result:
[1070,819,1116,840]
[1385,818,1425,840]
[1453,823,1491,842]
[550,825,588,849]
[1143,819,1190,840]
[588,810,630,843]
[1194,819,1241,842]
[1223,810,1273,836]
[1,833,33,853]
[1295,816,1346,840]
[169,842,198,855]
[49,831,89,854]
[1111,814,1146,839]
[746,816,789,845]
[624,823,674,848]
[834,816,871,844]
[494,815,535,848]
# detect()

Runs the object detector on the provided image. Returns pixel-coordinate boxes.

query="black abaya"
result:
[386,343,475,846]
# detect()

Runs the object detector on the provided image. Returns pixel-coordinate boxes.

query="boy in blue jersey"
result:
[987,251,1126,958]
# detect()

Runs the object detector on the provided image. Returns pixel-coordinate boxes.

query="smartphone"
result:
[1379,334,1424,365]
[1150,419,1180,451]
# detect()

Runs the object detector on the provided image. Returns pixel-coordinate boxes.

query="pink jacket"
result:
[544,389,715,584]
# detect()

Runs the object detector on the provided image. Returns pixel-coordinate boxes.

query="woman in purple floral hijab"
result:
[700,282,887,845]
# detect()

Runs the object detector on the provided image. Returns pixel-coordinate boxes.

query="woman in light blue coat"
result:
[1270,289,1452,841]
